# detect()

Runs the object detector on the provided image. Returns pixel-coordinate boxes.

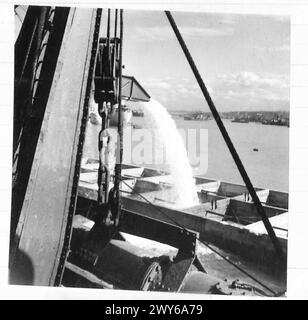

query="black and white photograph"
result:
[3,1,305,300]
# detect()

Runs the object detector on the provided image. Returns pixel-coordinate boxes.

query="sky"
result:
[107,9,290,112]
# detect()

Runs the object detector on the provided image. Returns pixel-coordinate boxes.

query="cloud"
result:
[276,44,290,52]
[141,76,214,110]
[269,15,290,23]
[138,72,289,111]
[180,26,233,38]
[253,43,290,53]
[143,76,213,95]
[132,25,234,42]
[213,71,289,110]
[217,72,289,90]
[142,78,171,90]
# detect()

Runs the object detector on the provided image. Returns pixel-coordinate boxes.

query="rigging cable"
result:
[114,9,124,226]
[114,9,118,39]
[164,10,285,262]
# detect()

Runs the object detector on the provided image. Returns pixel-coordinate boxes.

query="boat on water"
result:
[184,116,194,120]
[184,113,211,121]
[131,123,142,129]
[231,117,249,123]
[132,110,144,117]
[262,118,289,127]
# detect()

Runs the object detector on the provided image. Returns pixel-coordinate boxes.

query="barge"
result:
[73,158,288,294]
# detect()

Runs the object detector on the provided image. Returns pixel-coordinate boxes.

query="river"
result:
[84,116,289,192]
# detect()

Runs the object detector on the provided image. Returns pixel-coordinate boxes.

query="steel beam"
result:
[120,209,197,253]
[12,7,70,240]
[10,8,101,286]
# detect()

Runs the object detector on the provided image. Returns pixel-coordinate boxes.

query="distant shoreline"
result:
[169,110,289,127]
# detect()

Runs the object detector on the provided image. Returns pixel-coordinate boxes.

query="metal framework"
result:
[10,7,285,295]
[10,7,102,286]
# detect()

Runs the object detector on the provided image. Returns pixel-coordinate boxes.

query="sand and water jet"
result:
[140,99,198,208]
